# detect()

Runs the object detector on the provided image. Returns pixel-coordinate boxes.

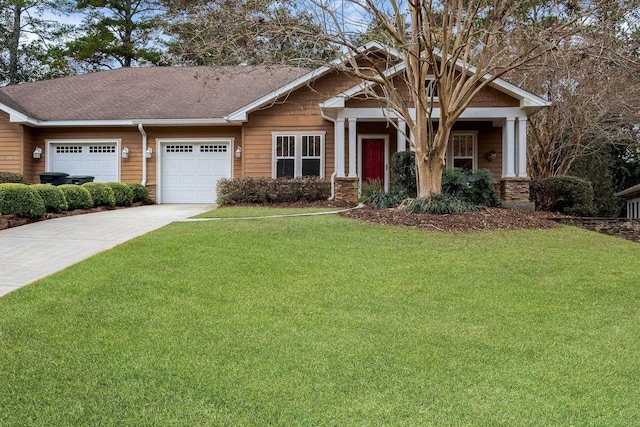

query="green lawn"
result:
[1,208,639,426]
[195,206,343,218]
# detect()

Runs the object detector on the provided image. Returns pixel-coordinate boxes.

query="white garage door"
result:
[50,143,119,182]
[161,142,231,203]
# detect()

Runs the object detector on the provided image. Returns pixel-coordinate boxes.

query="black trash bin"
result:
[40,172,69,186]
[66,175,95,185]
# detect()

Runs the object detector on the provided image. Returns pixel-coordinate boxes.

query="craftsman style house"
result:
[0,43,548,204]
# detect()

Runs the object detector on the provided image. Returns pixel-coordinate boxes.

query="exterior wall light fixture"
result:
[145,147,153,158]
[485,150,497,162]
[33,147,42,159]
[235,146,242,158]
[122,147,129,158]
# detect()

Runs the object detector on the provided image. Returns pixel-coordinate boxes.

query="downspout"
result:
[320,110,338,200]
[138,123,147,186]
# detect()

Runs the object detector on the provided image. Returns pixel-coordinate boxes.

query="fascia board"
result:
[323,47,549,109]
[0,103,38,125]
[225,66,332,122]
[321,62,407,108]
[11,118,234,127]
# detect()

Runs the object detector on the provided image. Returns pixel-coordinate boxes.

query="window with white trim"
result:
[273,133,325,178]
[448,132,476,171]
[425,75,439,100]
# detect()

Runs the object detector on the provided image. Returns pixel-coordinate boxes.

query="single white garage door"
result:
[161,142,231,203]
[50,143,118,182]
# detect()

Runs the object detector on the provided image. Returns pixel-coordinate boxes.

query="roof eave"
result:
[8,117,235,127]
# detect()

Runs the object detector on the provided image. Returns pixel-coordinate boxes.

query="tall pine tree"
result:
[66,0,166,70]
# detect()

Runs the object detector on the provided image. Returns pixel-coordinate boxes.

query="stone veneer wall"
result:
[500,178,533,209]
[334,177,359,203]
[147,184,157,203]
[552,217,640,243]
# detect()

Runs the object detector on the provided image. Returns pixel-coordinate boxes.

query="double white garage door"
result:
[49,141,231,204]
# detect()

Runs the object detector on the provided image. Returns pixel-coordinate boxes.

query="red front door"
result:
[362,139,385,185]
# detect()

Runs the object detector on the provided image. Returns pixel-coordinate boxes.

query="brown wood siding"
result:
[0,112,25,175]
[242,71,355,179]
[22,126,41,183]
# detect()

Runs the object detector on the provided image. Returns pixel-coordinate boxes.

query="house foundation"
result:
[500,178,534,210]
[334,177,359,203]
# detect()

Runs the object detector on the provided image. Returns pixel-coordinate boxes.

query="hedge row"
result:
[530,176,595,216]
[0,172,27,184]
[0,182,149,218]
[216,177,331,204]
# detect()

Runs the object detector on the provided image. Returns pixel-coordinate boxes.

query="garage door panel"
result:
[50,143,118,182]
[162,142,231,203]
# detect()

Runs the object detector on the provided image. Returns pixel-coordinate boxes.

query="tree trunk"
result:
[413,119,450,198]
[9,5,22,85]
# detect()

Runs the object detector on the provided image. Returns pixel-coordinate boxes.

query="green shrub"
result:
[59,184,93,210]
[0,183,45,218]
[217,177,272,204]
[107,182,134,206]
[391,151,417,197]
[467,169,502,207]
[0,172,27,184]
[126,183,150,203]
[361,179,407,208]
[390,153,500,208]
[442,168,469,198]
[31,184,68,213]
[531,176,595,216]
[82,182,116,207]
[217,177,330,205]
[403,193,481,215]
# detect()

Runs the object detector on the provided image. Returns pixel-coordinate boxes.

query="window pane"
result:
[276,159,295,178]
[453,158,473,171]
[453,134,473,157]
[302,159,321,176]
[302,135,321,157]
[277,136,295,157]
[426,78,438,98]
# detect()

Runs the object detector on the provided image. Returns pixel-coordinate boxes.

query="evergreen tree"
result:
[66,0,166,70]
[0,0,72,85]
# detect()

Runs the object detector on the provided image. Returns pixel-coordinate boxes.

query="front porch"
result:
[325,108,531,204]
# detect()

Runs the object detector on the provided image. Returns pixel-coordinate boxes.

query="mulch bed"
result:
[0,203,146,231]
[0,200,566,233]
[339,206,565,231]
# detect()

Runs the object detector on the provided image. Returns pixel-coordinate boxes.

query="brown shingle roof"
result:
[0,66,310,121]
[615,183,640,199]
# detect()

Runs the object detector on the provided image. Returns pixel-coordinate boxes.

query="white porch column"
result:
[348,118,357,177]
[516,117,528,177]
[397,119,406,152]
[408,128,415,151]
[502,118,516,177]
[335,118,346,177]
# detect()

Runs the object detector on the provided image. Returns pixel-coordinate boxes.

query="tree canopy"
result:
[65,0,166,70]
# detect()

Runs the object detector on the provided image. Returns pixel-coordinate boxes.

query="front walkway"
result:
[0,204,213,297]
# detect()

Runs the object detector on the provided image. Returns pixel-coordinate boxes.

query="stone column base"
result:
[500,178,534,210]
[334,177,359,203]
[146,184,157,204]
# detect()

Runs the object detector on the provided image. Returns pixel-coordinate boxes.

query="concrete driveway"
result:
[0,204,213,297]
